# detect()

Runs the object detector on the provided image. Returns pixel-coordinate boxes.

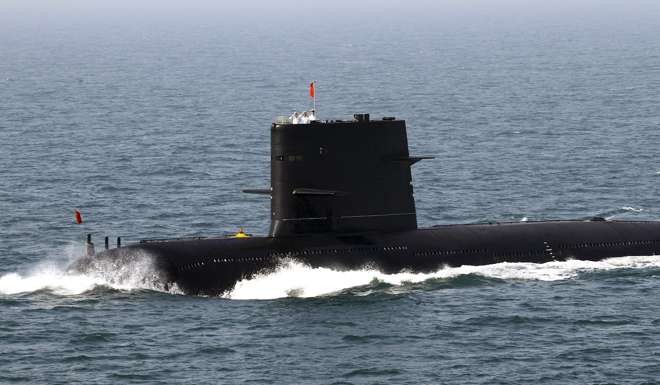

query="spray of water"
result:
[597,206,644,220]
[226,255,660,300]
[0,243,181,296]
[1,244,658,299]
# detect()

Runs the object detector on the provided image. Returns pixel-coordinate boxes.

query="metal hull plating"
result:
[75,220,660,295]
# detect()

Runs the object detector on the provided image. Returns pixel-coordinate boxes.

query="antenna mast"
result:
[309,81,316,113]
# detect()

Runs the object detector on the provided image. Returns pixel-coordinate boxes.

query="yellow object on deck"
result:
[234,227,250,238]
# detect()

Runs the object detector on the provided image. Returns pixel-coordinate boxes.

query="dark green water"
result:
[1,2,660,384]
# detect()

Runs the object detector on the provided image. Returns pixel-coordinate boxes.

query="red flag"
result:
[309,81,315,98]
[74,210,83,224]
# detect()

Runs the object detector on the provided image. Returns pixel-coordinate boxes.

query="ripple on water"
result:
[109,373,155,381]
[341,334,391,344]
[572,317,633,327]
[61,354,96,363]
[69,331,117,345]
[0,374,32,383]
[342,368,404,378]
[196,346,237,355]
[461,315,555,327]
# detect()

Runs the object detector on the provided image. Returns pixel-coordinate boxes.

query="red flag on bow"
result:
[309,81,315,99]
[74,210,83,224]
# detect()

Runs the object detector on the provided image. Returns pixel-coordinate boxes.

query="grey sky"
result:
[3,0,660,24]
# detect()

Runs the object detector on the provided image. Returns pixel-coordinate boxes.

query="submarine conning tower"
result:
[260,113,429,237]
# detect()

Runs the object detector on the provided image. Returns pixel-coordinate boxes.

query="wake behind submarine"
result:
[72,110,660,295]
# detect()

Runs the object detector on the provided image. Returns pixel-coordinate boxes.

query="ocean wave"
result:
[594,206,644,220]
[226,255,660,300]
[0,244,180,296]
[2,249,659,299]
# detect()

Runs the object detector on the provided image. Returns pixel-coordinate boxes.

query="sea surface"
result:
[1,4,660,384]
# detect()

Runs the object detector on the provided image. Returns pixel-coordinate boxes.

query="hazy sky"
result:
[3,0,660,26]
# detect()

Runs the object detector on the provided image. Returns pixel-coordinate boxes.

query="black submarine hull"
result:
[74,219,660,296]
[71,114,660,295]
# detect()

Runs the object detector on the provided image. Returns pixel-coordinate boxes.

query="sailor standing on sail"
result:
[290,111,302,124]
[287,82,318,124]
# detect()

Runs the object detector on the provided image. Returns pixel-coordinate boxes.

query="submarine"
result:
[73,111,660,295]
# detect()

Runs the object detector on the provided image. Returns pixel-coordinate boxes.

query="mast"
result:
[310,81,316,114]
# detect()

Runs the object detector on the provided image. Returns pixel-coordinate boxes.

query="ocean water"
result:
[2,3,660,384]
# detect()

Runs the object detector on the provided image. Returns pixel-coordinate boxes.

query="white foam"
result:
[226,255,660,300]
[0,244,180,296]
[0,270,100,295]
[3,245,659,299]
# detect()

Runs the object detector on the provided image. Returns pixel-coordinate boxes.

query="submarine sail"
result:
[268,113,421,236]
